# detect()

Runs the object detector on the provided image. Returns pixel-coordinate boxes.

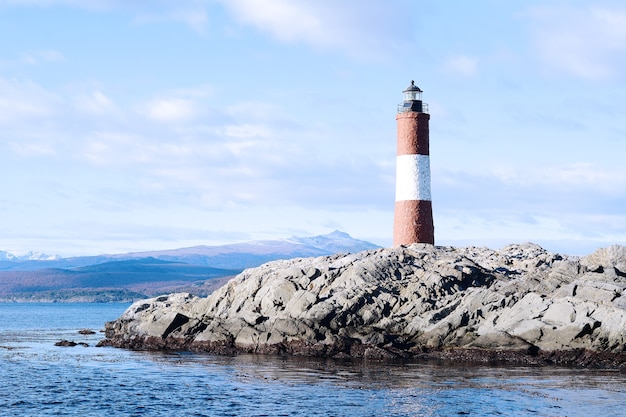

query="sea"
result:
[1,303,625,417]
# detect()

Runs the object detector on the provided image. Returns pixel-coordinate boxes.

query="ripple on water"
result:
[3,344,626,416]
[2,304,626,416]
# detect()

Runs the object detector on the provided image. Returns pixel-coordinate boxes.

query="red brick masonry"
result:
[393,200,434,245]
[396,112,430,156]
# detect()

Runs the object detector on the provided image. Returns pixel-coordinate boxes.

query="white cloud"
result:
[489,163,626,193]
[218,0,412,59]
[225,101,288,123]
[133,7,209,34]
[436,209,626,255]
[443,54,478,76]
[174,9,208,34]
[141,97,199,123]
[9,142,57,157]
[80,132,147,166]
[527,4,626,80]
[433,161,626,251]
[20,49,64,65]
[0,77,59,125]
[1,0,412,58]
[168,84,215,100]
[221,0,326,43]
[0,0,211,32]
[74,90,116,115]
[0,0,115,10]
[222,124,272,139]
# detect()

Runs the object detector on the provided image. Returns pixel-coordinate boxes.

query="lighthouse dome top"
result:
[402,80,423,103]
[403,80,422,93]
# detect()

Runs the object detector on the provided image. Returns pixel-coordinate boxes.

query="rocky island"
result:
[100,243,626,368]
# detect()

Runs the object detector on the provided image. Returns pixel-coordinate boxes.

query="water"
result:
[1,303,625,416]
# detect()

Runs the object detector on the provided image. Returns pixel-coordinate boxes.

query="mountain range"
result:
[0,231,379,302]
[0,250,61,262]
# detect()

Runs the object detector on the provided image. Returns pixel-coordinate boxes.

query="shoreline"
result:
[98,336,626,370]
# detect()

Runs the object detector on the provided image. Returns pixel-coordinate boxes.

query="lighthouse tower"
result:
[393,81,435,246]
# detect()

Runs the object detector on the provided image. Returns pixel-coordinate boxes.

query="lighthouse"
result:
[393,81,435,246]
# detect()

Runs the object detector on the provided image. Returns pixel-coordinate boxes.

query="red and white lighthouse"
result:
[393,81,435,246]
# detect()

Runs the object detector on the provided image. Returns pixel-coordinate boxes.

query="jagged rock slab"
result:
[100,243,626,367]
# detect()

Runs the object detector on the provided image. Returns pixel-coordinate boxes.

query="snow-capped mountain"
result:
[0,231,381,271]
[0,250,60,261]
[0,231,382,301]
[113,230,381,270]
[288,230,379,254]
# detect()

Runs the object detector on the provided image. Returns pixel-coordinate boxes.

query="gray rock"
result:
[101,243,626,366]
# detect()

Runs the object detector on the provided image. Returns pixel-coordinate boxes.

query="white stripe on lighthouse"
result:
[395,154,431,201]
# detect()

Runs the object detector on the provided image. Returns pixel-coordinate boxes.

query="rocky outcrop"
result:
[55,340,89,347]
[100,243,626,367]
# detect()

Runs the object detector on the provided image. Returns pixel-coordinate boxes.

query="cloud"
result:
[527,4,626,80]
[133,7,209,34]
[434,163,626,251]
[80,131,146,166]
[0,0,114,10]
[443,54,478,76]
[488,163,626,193]
[221,124,272,140]
[140,97,200,123]
[436,209,626,255]
[0,77,59,125]
[433,161,626,250]
[73,91,116,115]
[1,1,413,58]
[20,49,64,65]
[437,162,626,192]
[221,0,328,43]
[9,142,57,157]
[218,0,413,59]
[0,0,211,32]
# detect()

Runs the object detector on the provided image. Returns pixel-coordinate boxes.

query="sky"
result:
[0,0,625,257]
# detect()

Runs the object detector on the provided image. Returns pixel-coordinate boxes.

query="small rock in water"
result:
[55,340,77,347]
[78,329,96,335]
[55,340,89,347]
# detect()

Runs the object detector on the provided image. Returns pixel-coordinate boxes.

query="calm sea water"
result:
[1,303,625,417]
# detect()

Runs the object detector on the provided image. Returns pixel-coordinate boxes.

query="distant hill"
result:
[113,230,379,270]
[0,231,380,302]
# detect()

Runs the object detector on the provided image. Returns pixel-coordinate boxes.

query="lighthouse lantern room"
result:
[398,80,426,113]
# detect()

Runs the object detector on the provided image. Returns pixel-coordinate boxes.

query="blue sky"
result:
[1,0,625,256]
